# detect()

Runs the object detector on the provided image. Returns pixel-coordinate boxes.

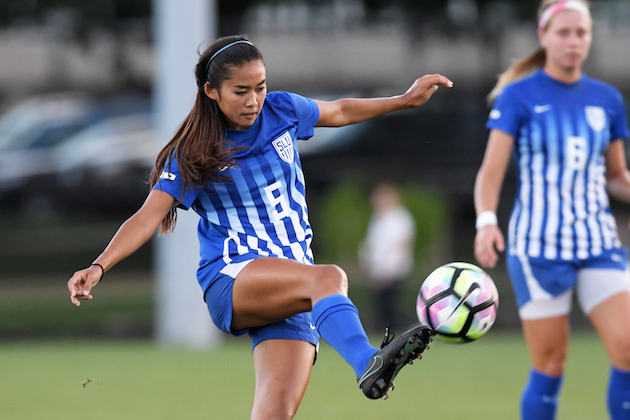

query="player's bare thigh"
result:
[231,257,348,331]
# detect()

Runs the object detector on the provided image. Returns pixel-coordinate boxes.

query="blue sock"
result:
[608,366,630,419]
[312,294,378,377]
[521,369,563,420]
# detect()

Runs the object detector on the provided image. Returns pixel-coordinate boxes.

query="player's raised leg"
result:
[251,339,315,420]
[232,258,432,400]
[231,258,351,329]
[232,258,377,377]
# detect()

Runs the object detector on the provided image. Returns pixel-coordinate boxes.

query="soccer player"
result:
[67,35,452,418]
[474,1,630,419]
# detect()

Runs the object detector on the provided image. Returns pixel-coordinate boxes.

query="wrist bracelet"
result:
[91,263,105,281]
[476,211,498,231]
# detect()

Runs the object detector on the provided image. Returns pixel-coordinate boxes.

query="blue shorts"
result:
[506,247,629,308]
[204,271,320,351]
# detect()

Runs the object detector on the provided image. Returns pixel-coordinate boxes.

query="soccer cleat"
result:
[357,325,433,400]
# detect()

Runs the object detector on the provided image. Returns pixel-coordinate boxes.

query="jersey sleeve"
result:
[152,157,200,210]
[609,89,629,141]
[486,85,526,138]
[285,92,319,140]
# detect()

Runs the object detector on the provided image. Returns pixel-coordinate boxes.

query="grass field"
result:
[0,332,611,420]
[0,267,613,420]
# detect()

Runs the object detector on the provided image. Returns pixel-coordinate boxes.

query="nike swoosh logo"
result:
[358,356,383,386]
[436,282,481,330]
[451,282,479,312]
[534,105,551,113]
[309,323,317,330]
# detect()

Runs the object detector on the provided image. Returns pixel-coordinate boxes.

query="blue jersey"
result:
[487,70,629,261]
[154,91,320,292]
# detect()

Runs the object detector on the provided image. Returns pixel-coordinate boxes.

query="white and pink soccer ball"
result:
[417,262,499,343]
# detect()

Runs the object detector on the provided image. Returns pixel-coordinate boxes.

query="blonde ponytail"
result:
[487,48,546,104]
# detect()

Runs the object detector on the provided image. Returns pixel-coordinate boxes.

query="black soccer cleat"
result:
[357,325,433,400]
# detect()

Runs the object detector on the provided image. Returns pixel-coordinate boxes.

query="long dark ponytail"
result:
[149,35,263,234]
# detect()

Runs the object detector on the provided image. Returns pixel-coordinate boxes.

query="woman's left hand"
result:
[401,74,453,108]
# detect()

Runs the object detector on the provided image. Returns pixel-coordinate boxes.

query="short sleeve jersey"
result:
[487,69,629,261]
[154,91,320,292]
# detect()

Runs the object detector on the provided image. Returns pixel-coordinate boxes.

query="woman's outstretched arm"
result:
[314,74,453,127]
[67,189,175,306]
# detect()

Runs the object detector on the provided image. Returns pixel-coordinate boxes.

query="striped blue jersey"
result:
[487,70,629,261]
[155,91,319,292]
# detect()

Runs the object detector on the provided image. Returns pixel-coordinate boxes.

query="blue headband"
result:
[205,40,255,74]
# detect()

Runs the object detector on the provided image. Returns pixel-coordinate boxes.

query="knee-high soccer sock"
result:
[521,369,563,420]
[312,294,378,377]
[608,366,630,419]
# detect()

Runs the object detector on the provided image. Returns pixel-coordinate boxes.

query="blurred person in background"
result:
[67,35,452,418]
[360,183,415,328]
[474,1,630,419]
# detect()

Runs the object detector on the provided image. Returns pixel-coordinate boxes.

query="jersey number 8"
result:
[264,181,290,220]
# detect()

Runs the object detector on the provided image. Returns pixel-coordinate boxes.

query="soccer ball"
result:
[416,262,498,343]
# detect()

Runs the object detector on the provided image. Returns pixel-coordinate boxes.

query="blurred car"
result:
[52,113,157,214]
[0,93,151,214]
[298,122,370,157]
[0,94,99,198]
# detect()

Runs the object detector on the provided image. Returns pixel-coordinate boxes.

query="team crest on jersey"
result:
[585,106,606,132]
[272,132,294,163]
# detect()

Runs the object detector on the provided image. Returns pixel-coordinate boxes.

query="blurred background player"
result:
[67,35,452,418]
[360,182,415,328]
[474,1,630,419]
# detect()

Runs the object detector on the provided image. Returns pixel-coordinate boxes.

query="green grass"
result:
[0,333,611,420]
[0,274,153,339]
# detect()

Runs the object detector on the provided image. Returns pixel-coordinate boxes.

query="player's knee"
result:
[267,405,298,420]
[315,264,348,296]
[535,348,567,376]
[252,402,298,420]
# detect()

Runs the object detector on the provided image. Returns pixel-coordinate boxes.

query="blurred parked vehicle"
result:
[0,93,151,216]
[0,94,98,200]
[52,113,156,214]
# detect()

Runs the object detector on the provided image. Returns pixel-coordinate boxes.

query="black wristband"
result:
[91,263,105,281]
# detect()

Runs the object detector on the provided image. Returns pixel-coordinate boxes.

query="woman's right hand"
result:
[474,225,505,269]
[68,264,103,306]
[400,74,454,108]
[65,190,176,307]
